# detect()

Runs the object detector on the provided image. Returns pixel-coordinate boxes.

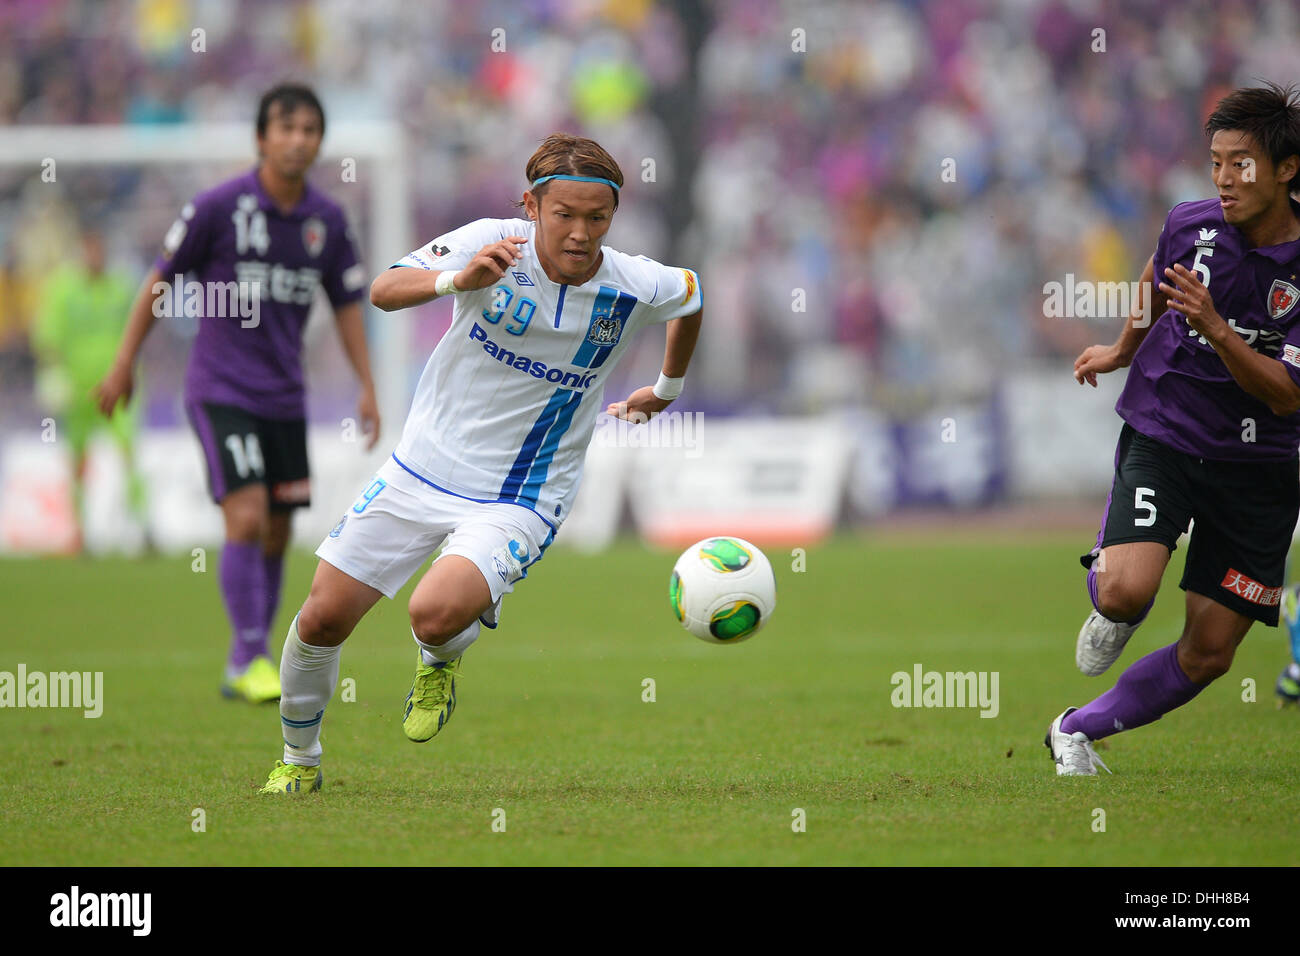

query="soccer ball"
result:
[668,536,776,643]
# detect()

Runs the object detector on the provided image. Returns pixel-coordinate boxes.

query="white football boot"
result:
[1075,609,1139,676]
[1045,708,1112,776]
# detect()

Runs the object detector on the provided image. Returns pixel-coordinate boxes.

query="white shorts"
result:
[315,456,555,625]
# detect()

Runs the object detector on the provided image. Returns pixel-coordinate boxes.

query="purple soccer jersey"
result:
[155,168,367,420]
[1117,197,1300,460]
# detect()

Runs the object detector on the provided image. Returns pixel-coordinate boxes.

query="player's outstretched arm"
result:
[369,238,528,311]
[1074,254,1166,387]
[333,301,381,449]
[369,265,443,311]
[607,307,703,422]
[93,266,165,416]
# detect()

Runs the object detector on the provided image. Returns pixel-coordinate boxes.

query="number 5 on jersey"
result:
[1185,247,1213,342]
[1192,247,1212,286]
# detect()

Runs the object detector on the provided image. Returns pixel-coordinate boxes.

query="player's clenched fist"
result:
[453,237,529,291]
[607,385,671,423]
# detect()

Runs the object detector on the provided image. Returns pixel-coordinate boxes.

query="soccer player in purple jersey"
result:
[94,84,380,703]
[1048,83,1300,775]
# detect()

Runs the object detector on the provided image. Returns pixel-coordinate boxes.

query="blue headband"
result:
[531,174,620,192]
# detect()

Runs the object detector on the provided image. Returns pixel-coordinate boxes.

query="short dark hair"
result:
[513,133,624,211]
[256,83,325,137]
[1205,81,1300,190]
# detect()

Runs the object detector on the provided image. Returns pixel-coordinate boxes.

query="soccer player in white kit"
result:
[260,134,703,792]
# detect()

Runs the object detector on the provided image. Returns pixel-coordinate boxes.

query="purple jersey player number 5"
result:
[1119,196,1300,461]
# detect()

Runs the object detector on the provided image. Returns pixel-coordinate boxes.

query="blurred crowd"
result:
[2,0,1298,431]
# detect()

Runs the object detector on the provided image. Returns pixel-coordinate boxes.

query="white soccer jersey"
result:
[390,217,702,531]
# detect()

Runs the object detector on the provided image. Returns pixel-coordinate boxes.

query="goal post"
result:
[0,121,413,429]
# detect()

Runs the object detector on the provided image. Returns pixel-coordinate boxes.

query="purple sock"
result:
[1062,642,1203,740]
[1087,559,1155,625]
[221,541,268,671]
[263,552,285,637]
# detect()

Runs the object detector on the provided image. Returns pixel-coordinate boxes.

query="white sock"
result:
[413,620,480,665]
[280,613,342,766]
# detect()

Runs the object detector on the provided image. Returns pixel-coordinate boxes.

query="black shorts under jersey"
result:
[1080,423,1298,626]
[186,400,311,511]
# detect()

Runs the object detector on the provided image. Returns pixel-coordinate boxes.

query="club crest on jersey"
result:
[302,217,327,258]
[1269,279,1299,320]
[587,316,622,346]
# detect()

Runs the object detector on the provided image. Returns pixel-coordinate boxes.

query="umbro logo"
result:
[512,271,534,286]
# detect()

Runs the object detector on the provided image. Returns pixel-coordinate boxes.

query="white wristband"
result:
[652,372,684,401]
[434,270,462,297]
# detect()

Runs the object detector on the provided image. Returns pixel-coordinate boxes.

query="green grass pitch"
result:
[1,532,1296,866]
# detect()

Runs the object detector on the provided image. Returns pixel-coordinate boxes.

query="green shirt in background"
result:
[33,265,135,392]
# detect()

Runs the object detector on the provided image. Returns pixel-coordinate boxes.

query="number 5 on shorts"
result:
[1135,487,1157,527]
